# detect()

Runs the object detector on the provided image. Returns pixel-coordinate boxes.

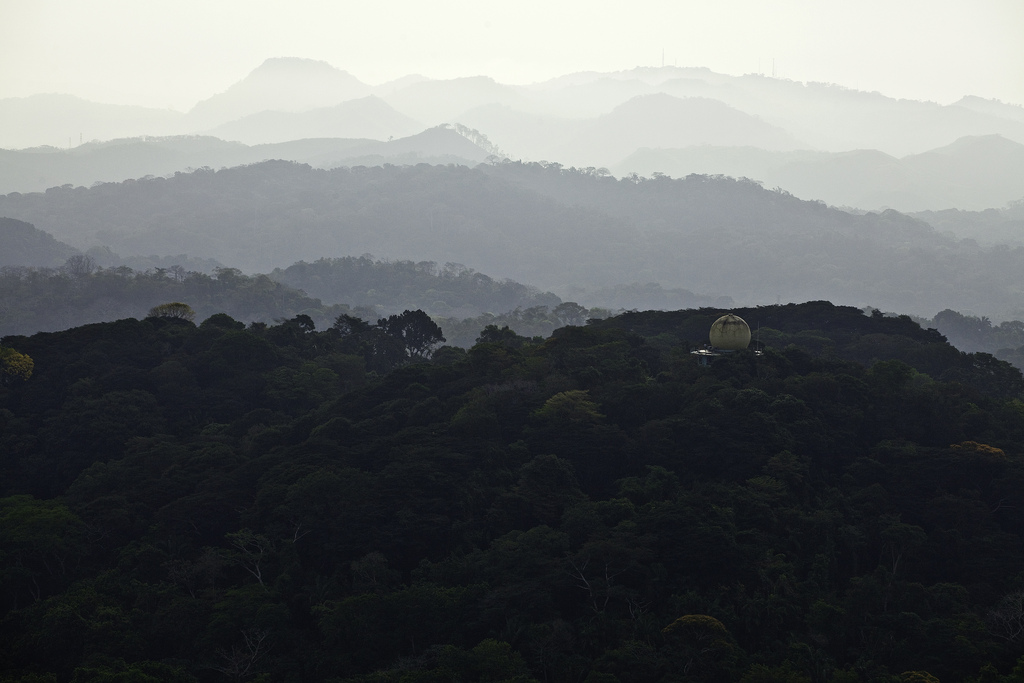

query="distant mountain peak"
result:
[952,96,1024,124]
[253,57,339,72]
[956,95,1023,108]
[188,57,372,127]
[926,134,1022,153]
[241,57,366,85]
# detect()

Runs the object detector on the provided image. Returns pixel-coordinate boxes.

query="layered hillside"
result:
[616,135,1024,212]
[0,217,79,267]
[0,127,491,195]
[4,161,1024,318]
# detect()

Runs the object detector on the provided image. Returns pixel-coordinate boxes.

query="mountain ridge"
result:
[6,61,1023,157]
[5,160,1024,319]
[616,134,1024,212]
[187,57,372,129]
[0,128,491,194]
[205,95,422,145]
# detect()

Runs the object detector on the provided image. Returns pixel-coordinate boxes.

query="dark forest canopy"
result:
[4,301,1024,682]
[3,161,1024,318]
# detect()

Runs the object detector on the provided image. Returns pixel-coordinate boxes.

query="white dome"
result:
[709,314,751,350]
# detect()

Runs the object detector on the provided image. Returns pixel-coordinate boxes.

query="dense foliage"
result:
[0,344,33,383]
[3,301,1024,682]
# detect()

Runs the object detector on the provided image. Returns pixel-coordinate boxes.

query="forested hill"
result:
[269,256,560,319]
[0,262,352,337]
[3,301,1024,681]
[0,251,613,342]
[0,217,78,267]
[2,161,1023,318]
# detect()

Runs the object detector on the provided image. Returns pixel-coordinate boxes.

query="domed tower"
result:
[709,314,751,350]
[692,313,756,365]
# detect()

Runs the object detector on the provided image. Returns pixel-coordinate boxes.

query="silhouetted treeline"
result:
[12,233,1024,373]
[3,302,1024,681]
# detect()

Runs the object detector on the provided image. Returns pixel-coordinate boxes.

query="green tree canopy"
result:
[0,346,33,383]
[146,301,196,321]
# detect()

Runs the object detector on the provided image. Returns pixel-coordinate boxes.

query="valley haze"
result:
[2,5,1023,332]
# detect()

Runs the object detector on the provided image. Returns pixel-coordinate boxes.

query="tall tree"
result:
[377,309,446,360]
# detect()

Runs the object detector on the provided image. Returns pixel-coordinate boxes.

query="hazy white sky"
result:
[1,0,1021,110]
